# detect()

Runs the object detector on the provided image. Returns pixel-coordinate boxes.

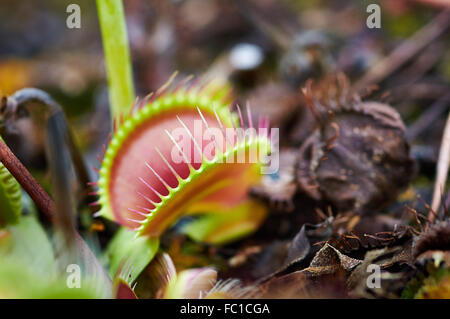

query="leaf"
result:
[165,267,218,299]
[347,246,410,298]
[106,227,159,282]
[181,200,268,245]
[0,156,22,227]
[303,243,362,276]
[249,220,333,281]
[0,257,99,298]
[259,270,346,298]
[285,225,311,267]
[4,212,55,274]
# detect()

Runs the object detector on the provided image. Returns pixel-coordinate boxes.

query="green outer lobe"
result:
[136,139,270,237]
[106,226,160,281]
[97,87,271,239]
[164,268,217,299]
[97,90,232,223]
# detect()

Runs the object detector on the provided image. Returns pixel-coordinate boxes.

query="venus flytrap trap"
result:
[94,77,274,249]
[95,77,233,228]
[0,0,278,298]
[0,0,447,301]
[2,0,279,299]
[106,226,159,281]
[147,253,259,299]
[93,0,277,288]
[112,259,138,299]
[0,0,274,298]
[164,266,218,299]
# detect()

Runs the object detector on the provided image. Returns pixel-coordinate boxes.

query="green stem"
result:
[96,0,135,122]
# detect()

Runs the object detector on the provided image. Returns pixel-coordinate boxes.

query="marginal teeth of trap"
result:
[89,200,100,207]
[227,108,243,146]
[93,210,103,218]
[257,116,270,138]
[133,229,142,239]
[173,74,194,93]
[145,161,173,191]
[125,217,146,224]
[213,104,234,148]
[120,260,130,276]
[246,102,254,129]
[246,103,255,142]
[128,207,149,217]
[123,264,135,286]
[139,177,165,198]
[136,190,159,207]
[175,115,204,161]
[154,146,183,182]
[164,129,196,171]
[136,205,153,213]
[196,106,223,157]
[235,104,245,129]
[133,92,153,112]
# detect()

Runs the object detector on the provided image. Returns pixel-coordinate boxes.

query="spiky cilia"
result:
[95,77,272,239]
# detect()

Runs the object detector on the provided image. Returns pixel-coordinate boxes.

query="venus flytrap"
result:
[94,0,274,288]
[106,226,159,281]
[148,253,259,299]
[164,267,218,299]
[94,78,272,246]
[112,259,138,299]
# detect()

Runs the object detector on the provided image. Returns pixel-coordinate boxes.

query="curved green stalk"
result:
[0,137,22,227]
[96,0,135,122]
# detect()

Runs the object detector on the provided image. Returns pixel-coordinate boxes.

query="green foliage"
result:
[5,213,55,274]
[0,160,22,227]
[402,263,450,299]
[385,11,427,38]
[0,258,99,298]
[106,227,160,282]
[0,210,100,298]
